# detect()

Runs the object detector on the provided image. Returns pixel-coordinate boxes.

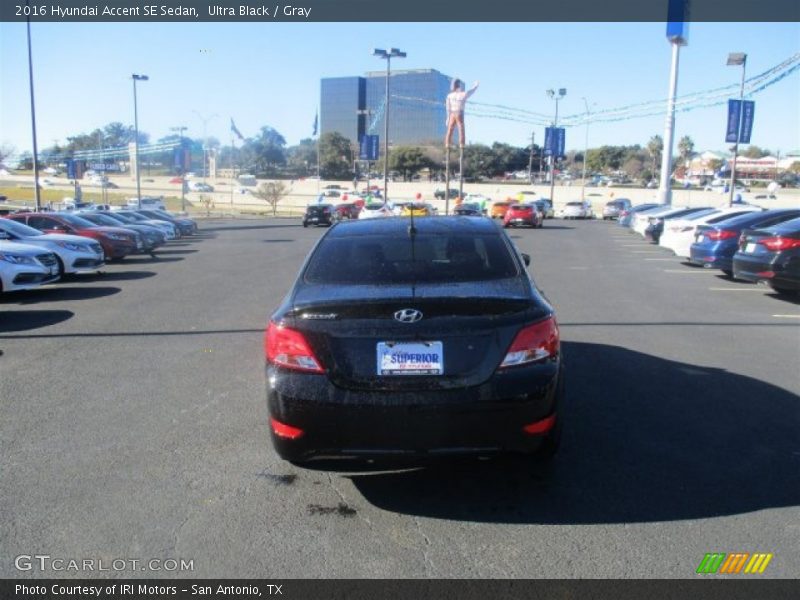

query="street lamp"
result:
[727,52,747,207]
[373,47,406,201]
[131,73,149,209]
[192,110,218,182]
[581,97,591,201]
[171,125,188,212]
[546,88,566,206]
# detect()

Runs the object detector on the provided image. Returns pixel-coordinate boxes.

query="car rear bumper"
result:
[734,253,799,288]
[266,362,563,462]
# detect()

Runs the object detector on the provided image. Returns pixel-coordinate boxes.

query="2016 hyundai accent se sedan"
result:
[265,216,564,464]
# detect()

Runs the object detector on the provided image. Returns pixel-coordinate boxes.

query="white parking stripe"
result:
[645,258,677,261]
[663,269,711,273]
[772,314,800,319]
[708,287,762,291]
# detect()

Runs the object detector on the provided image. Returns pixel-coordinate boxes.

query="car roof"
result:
[328,215,499,238]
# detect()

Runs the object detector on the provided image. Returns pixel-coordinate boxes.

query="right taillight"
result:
[499,317,559,369]
[265,321,324,373]
[705,229,738,241]
[761,236,800,252]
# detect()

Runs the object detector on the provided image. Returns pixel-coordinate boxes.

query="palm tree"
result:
[647,135,663,178]
[678,136,695,167]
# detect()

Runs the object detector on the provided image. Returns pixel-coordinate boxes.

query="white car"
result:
[632,205,687,236]
[0,240,60,292]
[358,202,393,219]
[0,218,105,275]
[126,197,166,210]
[560,201,593,220]
[659,206,763,257]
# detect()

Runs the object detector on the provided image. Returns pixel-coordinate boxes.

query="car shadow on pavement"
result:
[0,309,74,332]
[81,271,156,282]
[7,286,121,305]
[123,256,184,265]
[763,292,800,305]
[348,340,800,524]
[202,223,298,232]
[150,249,198,255]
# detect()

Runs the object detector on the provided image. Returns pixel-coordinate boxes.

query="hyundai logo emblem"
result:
[394,308,423,323]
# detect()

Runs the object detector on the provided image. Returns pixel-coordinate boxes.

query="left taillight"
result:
[498,317,559,369]
[265,321,324,373]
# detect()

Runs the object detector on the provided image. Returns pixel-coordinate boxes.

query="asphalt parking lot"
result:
[1,217,798,578]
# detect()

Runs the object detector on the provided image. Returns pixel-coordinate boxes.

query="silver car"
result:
[0,218,105,275]
[0,240,60,292]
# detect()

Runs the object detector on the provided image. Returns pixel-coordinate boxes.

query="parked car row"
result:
[618,202,800,296]
[0,207,200,294]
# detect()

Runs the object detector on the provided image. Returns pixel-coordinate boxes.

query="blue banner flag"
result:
[359,135,380,161]
[312,113,318,137]
[739,100,755,144]
[725,100,755,144]
[725,99,741,143]
[544,127,566,157]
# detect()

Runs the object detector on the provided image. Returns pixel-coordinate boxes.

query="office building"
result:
[320,69,452,149]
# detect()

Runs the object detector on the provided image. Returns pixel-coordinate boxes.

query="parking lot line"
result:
[708,287,763,291]
[663,269,712,273]
[645,258,677,261]
[772,314,800,319]
[632,250,666,253]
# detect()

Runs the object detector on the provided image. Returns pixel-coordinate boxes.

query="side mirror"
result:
[521,253,531,267]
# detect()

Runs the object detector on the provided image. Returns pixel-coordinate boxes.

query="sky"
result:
[1,21,798,160]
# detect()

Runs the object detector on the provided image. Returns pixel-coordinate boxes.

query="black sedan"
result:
[733,217,800,295]
[303,204,335,227]
[265,216,564,464]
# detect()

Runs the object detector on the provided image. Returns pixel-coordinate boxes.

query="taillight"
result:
[265,321,324,373]
[705,229,737,241]
[499,317,559,369]
[760,237,800,252]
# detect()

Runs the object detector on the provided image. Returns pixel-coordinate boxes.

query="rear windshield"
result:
[304,233,519,284]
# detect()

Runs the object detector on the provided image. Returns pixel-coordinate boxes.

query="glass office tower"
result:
[320,77,366,146]
[320,69,451,147]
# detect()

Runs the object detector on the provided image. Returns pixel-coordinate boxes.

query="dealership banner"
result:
[726,99,755,144]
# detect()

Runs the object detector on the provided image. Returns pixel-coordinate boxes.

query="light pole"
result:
[171,125,188,212]
[581,97,591,201]
[26,6,41,211]
[546,88,566,206]
[192,110,218,182]
[727,52,747,207]
[373,48,405,202]
[131,73,148,209]
[357,108,373,193]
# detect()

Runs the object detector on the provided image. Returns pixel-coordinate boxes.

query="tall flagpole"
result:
[230,134,235,206]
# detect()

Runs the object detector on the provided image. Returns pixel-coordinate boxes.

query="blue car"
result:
[689,208,800,275]
[618,203,662,228]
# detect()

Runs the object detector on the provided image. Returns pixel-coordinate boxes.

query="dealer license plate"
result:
[745,243,757,253]
[377,341,443,376]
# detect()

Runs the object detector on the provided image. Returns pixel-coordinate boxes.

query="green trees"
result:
[318,132,354,180]
[678,135,695,166]
[388,146,436,181]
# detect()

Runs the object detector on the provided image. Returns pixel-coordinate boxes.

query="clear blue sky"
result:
[1,22,798,158]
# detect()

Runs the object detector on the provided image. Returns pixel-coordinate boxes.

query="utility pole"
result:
[727,52,747,207]
[581,97,591,201]
[527,131,535,185]
[547,88,566,205]
[26,8,41,211]
[131,73,149,208]
[373,48,406,202]
[192,111,218,182]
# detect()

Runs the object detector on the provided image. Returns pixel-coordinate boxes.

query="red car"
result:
[334,203,361,220]
[503,204,542,228]
[7,212,142,259]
